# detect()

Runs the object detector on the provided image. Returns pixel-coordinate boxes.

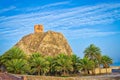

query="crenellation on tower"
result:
[34,24,44,33]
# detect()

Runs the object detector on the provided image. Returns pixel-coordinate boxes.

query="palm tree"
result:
[28,52,42,63]
[45,56,54,75]
[71,54,81,74]
[84,44,101,74]
[29,53,49,75]
[53,54,73,76]
[80,57,95,74]
[5,59,29,74]
[29,52,42,59]
[84,44,101,60]
[5,47,26,59]
[101,55,113,74]
[1,47,26,65]
[0,55,3,72]
[0,47,27,72]
[95,53,102,74]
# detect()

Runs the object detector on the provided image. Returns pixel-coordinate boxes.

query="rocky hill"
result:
[15,31,73,56]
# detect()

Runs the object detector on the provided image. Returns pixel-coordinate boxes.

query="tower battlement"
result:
[34,24,44,33]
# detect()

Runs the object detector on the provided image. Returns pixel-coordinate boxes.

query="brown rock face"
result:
[15,31,72,56]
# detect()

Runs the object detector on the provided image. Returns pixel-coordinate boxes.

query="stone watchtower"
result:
[34,24,44,33]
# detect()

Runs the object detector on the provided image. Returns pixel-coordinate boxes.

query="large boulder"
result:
[15,31,73,56]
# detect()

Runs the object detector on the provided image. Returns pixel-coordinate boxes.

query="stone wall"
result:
[89,68,112,74]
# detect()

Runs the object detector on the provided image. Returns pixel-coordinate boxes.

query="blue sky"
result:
[0,0,120,65]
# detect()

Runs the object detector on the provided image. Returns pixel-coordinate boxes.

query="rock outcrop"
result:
[15,31,72,56]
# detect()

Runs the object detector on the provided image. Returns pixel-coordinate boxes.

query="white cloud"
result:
[24,1,70,12]
[0,6,16,13]
[55,29,120,39]
[41,1,70,9]
[0,3,120,39]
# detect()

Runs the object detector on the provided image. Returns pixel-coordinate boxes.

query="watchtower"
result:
[34,24,44,33]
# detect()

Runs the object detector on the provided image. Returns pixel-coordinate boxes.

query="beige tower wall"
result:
[34,24,44,33]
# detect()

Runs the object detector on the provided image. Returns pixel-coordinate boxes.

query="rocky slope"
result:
[15,31,72,56]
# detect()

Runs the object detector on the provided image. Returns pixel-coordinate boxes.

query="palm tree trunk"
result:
[85,69,88,74]
[106,68,107,74]
[38,70,40,75]
[63,70,66,76]
[92,68,95,75]
[99,64,101,74]
[99,67,101,74]
[43,71,45,76]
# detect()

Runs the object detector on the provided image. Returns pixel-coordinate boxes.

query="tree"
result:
[29,52,42,60]
[95,53,102,74]
[101,55,113,74]
[53,54,73,76]
[0,55,3,72]
[45,56,54,75]
[0,47,27,73]
[84,44,101,60]
[5,59,29,74]
[84,44,102,74]
[71,54,81,74]
[0,47,26,65]
[29,53,49,75]
[79,57,95,74]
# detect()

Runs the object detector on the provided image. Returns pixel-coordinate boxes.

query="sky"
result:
[0,0,120,65]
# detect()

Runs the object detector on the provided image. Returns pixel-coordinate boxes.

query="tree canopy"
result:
[0,44,113,76]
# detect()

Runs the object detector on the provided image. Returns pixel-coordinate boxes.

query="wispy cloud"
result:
[58,29,120,39]
[0,6,16,14]
[0,3,120,39]
[41,1,70,8]
[25,1,70,12]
